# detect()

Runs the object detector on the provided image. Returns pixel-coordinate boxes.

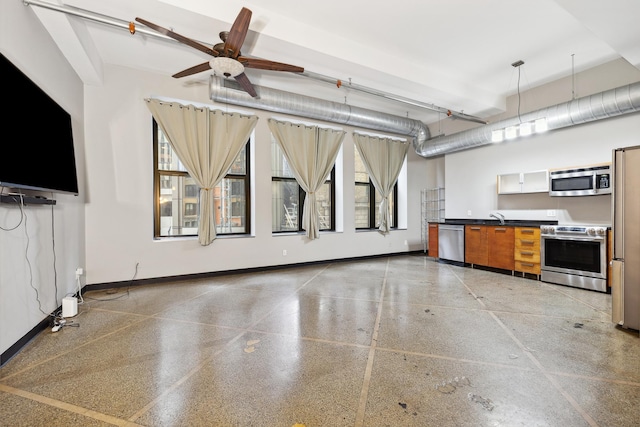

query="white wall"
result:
[425,61,640,226]
[83,64,423,285]
[443,114,639,225]
[1,1,85,357]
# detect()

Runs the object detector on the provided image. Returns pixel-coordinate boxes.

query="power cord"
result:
[0,189,25,231]
[85,262,138,301]
[51,316,81,332]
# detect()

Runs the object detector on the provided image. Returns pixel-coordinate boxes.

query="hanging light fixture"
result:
[535,117,548,132]
[504,125,518,139]
[490,60,548,142]
[519,121,533,136]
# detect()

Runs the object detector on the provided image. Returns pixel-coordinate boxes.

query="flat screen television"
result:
[0,52,79,196]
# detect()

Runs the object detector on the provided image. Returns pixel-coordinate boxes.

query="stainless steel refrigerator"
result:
[611,145,640,334]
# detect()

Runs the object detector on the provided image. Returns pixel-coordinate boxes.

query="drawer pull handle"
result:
[521,251,535,255]
[521,262,534,267]
[470,227,481,230]
[495,228,507,231]
[521,240,535,244]
[521,230,535,234]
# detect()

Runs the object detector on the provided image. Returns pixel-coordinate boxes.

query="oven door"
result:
[541,235,607,279]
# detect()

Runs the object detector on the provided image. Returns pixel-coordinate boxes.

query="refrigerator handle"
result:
[612,149,624,259]
[611,260,624,325]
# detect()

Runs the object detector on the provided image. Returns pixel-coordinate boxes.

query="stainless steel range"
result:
[540,224,609,293]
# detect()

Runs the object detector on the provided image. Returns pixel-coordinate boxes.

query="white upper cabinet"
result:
[497,170,549,194]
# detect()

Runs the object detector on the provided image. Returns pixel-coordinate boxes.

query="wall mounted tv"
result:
[0,52,79,196]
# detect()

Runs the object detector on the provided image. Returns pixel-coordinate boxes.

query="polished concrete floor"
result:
[1,254,639,426]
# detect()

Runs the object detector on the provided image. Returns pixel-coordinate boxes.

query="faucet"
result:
[490,212,505,225]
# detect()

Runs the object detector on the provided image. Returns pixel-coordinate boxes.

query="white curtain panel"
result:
[268,119,345,240]
[353,133,408,234]
[146,99,258,245]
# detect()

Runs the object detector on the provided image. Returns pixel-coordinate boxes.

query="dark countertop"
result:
[440,219,558,227]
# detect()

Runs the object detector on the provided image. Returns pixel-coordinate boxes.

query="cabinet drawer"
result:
[515,260,540,275]
[515,249,540,263]
[515,227,540,239]
[515,238,540,250]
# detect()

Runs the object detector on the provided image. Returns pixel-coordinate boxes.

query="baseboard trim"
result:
[86,250,426,292]
[2,251,426,367]
[1,315,52,367]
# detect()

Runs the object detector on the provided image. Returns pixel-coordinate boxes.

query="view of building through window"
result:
[155,123,249,237]
[154,122,399,238]
[271,138,333,232]
[354,147,395,229]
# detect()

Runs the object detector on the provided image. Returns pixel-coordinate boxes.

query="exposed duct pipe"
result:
[415,81,640,158]
[210,76,430,143]
[298,71,486,124]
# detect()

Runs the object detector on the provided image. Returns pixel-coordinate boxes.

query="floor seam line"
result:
[488,311,600,427]
[0,383,142,427]
[354,257,389,427]
[128,263,333,423]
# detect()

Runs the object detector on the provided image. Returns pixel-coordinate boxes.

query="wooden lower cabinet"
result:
[428,223,439,258]
[465,225,488,265]
[514,227,541,275]
[488,226,515,271]
[465,225,515,271]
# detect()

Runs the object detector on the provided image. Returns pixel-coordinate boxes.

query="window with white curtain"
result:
[271,136,335,233]
[153,120,250,237]
[354,146,397,230]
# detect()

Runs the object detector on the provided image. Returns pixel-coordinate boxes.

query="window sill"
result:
[272,230,339,237]
[154,234,254,242]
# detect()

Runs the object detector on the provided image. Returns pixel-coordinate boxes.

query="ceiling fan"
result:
[134,7,304,97]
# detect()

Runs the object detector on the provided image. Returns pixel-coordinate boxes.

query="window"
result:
[153,120,250,237]
[271,137,335,232]
[354,147,397,229]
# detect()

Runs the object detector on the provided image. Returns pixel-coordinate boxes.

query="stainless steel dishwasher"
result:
[438,224,465,263]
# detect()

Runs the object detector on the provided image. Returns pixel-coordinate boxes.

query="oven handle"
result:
[540,235,605,242]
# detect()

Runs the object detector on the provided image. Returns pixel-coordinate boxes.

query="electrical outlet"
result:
[547,210,556,217]
[467,210,472,216]
[282,249,287,256]
[404,240,408,245]
[75,267,84,276]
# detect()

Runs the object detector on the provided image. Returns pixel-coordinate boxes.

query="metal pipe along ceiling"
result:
[211,77,640,159]
[415,81,640,158]
[210,77,430,144]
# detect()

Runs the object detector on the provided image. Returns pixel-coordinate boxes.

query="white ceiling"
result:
[29,0,640,125]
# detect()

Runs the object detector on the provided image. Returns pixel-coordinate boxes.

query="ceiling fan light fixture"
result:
[209,57,244,78]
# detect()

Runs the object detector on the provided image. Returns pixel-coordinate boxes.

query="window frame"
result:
[355,180,398,230]
[153,119,251,238]
[271,145,336,234]
[271,168,336,233]
[354,146,398,230]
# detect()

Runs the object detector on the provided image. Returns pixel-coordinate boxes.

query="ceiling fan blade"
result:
[172,61,212,78]
[223,7,252,59]
[135,17,219,57]
[238,56,304,73]
[234,72,258,97]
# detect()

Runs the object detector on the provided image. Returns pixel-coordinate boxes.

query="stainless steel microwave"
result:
[549,163,612,196]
